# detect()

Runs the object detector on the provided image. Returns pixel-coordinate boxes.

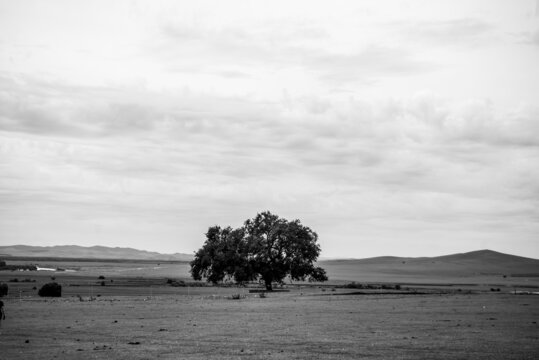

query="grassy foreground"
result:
[1,290,538,359]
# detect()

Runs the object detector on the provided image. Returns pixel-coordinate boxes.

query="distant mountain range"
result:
[0,245,193,262]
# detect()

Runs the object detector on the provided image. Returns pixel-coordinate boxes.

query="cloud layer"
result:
[1,0,538,258]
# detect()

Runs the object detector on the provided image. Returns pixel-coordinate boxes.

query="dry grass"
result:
[1,291,538,359]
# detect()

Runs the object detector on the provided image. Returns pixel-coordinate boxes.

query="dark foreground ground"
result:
[1,290,538,360]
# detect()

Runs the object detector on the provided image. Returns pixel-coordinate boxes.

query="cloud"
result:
[395,18,494,47]
[305,45,436,84]
[1,0,538,256]
[2,78,538,256]
[525,28,539,46]
[159,18,437,88]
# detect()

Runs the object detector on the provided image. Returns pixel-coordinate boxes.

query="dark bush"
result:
[100,281,106,286]
[0,264,37,271]
[38,282,62,297]
[183,281,208,287]
[166,279,186,287]
[395,284,401,290]
[9,278,18,283]
[0,283,8,296]
[98,275,105,280]
[344,282,365,289]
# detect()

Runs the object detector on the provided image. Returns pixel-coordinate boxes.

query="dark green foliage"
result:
[190,211,328,290]
[0,283,8,296]
[38,282,62,297]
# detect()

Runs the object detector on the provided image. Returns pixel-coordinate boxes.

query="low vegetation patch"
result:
[229,293,245,300]
[166,278,186,287]
[38,282,62,297]
[0,264,37,271]
[341,282,404,290]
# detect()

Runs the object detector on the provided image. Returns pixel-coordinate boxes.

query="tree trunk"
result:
[264,278,273,291]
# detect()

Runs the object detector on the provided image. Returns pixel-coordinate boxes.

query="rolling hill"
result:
[0,245,192,261]
[1,246,537,284]
[318,250,539,283]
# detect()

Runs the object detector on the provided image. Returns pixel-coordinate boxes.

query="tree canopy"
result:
[190,211,328,290]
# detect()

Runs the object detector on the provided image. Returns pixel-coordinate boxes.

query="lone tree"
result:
[190,211,328,290]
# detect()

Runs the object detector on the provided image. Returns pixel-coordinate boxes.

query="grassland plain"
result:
[1,290,538,360]
[1,252,539,359]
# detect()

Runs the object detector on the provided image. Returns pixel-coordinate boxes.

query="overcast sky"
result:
[1,0,538,258]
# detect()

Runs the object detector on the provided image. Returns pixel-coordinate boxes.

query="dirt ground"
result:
[1,290,538,359]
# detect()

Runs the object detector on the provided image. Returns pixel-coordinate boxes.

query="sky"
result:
[1,0,538,259]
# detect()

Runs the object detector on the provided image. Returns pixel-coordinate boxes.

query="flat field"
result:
[1,256,538,359]
[1,289,539,359]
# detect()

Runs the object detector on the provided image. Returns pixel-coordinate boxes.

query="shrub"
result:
[38,282,62,297]
[166,279,186,287]
[395,284,401,290]
[344,282,364,289]
[100,281,106,286]
[0,283,8,297]
[98,275,105,280]
[259,292,266,298]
